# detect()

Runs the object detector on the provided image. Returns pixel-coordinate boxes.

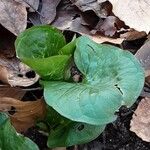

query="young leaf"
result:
[15,25,70,80]
[21,55,70,80]
[16,25,66,58]
[44,107,105,148]
[0,113,39,150]
[58,36,77,55]
[43,36,144,125]
[48,122,105,148]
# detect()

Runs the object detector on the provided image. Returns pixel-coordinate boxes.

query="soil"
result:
[77,98,150,150]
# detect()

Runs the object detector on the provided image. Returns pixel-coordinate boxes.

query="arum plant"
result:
[1,25,144,149]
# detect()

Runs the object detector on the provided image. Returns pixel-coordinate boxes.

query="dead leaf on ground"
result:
[15,0,39,12]
[135,39,150,77]
[0,58,39,87]
[0,97,46,132]
[0,87,26,100]
[0,25,16,58]
[0,0,27,35]
[70,0,108,18]
[120,29,147,41]
[51,0,78,30]
[91,34,124,44]
[130,97,150,142]
[94,16,125,37]
[40,0,61,24]
[109,0,150,33]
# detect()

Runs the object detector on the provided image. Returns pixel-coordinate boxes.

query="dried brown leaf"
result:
[130,97,150,142]
[91,34,124,44]
[51,0,77,30]
[109,0,150,33]
[52,1,124,45]
[135,39,150,77]
[0,97,46,132]
[15,0,39,11]
[0,0,27,35]
[0,58,39,87]
[95,16,125,37]
[0,25,16,58]
[40,0,61,24]
[120,30,147,41]
[0,87,26,100]
[70,0,108,18]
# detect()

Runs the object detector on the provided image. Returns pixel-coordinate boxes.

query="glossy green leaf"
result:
[0,113,39,150]
[15,25,71,80]
[43,36,144,125]
[59,36,76,55]
[16,25,66,58]
[44,107,105,148]
[22,55,70,80]
[48,122,105,148]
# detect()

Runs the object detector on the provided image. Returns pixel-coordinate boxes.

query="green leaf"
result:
[15,25,71,80]
[44,107,105,148]
[0,113,39,150]
[48,122,105,148]
[22,55,70,80]
[43,36,144,125]
[16,25,66,59]
[59,36,76,55]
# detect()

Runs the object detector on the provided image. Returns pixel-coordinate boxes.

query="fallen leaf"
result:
[52,1,124,45]
[91,34,124,44]
[109,0,150,33]
[130,97,150,142]
[0,0,27,35]
[0,58,39,87]
[70,0,108,18]
[0,87,26,100]
[0,25,16,58]
[0,98,46,132]
[120,30,147,41]
[135,39,150,77]
[51,0,78,30]
[15,0,39,11]
[94,16,125,37]
[40,0,61,24]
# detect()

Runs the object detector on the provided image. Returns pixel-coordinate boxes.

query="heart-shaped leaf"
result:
[43,36,144,125]
[0,113,39,150]
[15,25,70,80]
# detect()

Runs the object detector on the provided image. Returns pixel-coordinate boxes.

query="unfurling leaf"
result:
[16,25,71,80]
